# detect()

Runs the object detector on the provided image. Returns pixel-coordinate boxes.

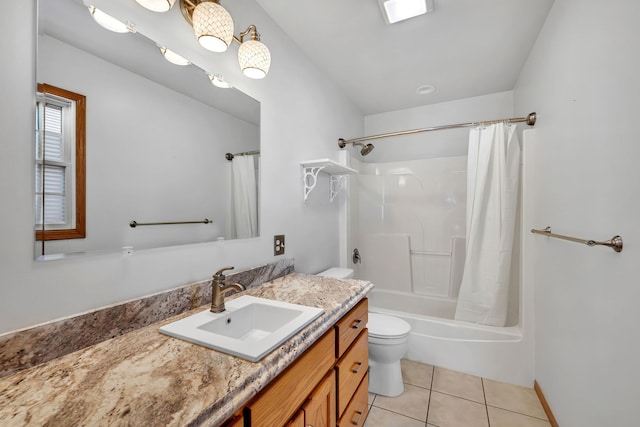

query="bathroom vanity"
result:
[0,273,373,426]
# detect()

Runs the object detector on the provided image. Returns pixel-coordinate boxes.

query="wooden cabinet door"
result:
[303,372,336,427]
[286,410,305,427]
[246,330,335,426]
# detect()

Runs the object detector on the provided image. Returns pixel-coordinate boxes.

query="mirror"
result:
[36,0,261,260]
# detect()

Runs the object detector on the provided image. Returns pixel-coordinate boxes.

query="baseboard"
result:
[534,380,559,427]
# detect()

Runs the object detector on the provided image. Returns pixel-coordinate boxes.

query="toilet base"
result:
[368,359,404,397]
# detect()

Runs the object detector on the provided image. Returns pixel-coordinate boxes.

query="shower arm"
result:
[338,112,537,147]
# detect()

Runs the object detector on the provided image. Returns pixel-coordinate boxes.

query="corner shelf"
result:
[300,159,358,202]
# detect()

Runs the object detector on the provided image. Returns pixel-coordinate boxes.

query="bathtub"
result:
[367,289,533,386]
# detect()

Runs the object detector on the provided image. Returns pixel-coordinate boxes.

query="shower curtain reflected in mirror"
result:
[231,155,259,239]
[454,122,520,326]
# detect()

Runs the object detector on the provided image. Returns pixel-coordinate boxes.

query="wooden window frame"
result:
[36,83,86,241]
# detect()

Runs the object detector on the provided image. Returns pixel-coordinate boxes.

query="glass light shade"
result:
[238,39,271,79]
[209,74,233,89]
[160,47,191,66]
[135,0,176,13]
[192,2,234,53]
[88,6,129,33]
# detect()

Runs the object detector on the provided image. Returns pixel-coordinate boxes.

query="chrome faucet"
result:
[210,266,245,313]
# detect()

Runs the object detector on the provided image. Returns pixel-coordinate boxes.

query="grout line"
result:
[429,389,486,406]
[425,364,434,423]
[369,405,427,423]
[486,405,551,422]
[363,403,373,426]
[482,378,491,426]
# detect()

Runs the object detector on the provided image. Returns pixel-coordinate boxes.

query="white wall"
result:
[0,1,362,334]
[514,0,640,424]
[362,91,513,162]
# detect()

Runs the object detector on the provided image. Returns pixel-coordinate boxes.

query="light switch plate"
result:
[274,235,285,256]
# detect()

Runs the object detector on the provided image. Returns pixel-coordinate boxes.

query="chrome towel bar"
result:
[531,226,623,253]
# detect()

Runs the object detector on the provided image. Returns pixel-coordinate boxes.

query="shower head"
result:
[354,142,375,156]
[338,138,374,156]
[360,143,375,156]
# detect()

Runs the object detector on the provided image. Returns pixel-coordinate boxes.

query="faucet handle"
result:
[213,266,235,280]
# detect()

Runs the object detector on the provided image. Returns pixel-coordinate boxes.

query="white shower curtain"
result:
[454,122,520,326]
[231,155,258,239]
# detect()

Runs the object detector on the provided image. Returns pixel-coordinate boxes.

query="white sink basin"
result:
[159,295,324,362]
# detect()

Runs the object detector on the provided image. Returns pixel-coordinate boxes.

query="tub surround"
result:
[0,273,373,426]
[0,258,295,379]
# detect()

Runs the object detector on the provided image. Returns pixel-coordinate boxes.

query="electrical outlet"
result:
[274,235,285,256]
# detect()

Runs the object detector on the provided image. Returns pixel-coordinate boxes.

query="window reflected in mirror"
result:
[35,83,86,242]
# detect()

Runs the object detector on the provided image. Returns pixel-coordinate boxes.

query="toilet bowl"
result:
[316,267,412,397]
[367,312,410,396]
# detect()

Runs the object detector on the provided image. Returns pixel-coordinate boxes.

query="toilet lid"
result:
[367,313,411,338]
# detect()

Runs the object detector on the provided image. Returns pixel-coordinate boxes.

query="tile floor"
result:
[363,359,551,427]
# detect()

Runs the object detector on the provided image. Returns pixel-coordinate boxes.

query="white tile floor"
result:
[363,360,551,427]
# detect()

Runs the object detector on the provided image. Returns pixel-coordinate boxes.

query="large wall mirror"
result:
[36,0,261,260]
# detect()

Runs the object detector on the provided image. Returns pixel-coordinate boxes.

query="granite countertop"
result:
[0,274,373,426]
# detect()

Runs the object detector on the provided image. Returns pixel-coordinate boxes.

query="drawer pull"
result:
[351,410,363,426]
[351,319,362,329]
[351,361,363,374]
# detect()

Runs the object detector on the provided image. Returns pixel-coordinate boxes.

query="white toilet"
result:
[316,267,412,397]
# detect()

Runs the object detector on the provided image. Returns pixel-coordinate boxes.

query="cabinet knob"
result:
[351,319,362,329]
[351,361,363,374]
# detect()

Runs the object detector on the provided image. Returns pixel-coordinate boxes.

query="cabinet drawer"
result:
[335,298,368,358]
[338,373,369,427]
[246,329,335,427]
[336,330,368,416]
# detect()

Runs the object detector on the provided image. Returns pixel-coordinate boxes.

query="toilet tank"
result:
[316,267,354,279]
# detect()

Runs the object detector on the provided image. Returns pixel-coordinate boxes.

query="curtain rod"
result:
[225,150,260,161]
[338,112,536,146]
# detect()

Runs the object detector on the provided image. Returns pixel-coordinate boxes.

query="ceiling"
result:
[256,0,555,115]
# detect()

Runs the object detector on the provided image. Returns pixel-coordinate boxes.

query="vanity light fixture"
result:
[160,47,191,66]
[378,0,433,24]
[190,0,234,53]
[208,74,233,88]
[132,0,272,79]
[236,25,270,79]
[88,5,132,33]
[135,0,176,13]
[179,0,271,79]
